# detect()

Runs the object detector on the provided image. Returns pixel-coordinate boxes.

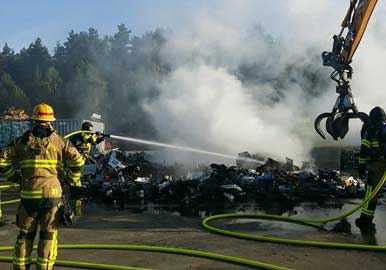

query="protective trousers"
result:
[13,199,59,270]
[360,160,386,221]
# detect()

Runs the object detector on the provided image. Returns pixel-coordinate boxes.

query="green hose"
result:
[63,130,95,139]
[202,171,386,251]
[0,244,289,270]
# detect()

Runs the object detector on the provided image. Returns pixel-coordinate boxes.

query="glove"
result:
[95,132,105,143]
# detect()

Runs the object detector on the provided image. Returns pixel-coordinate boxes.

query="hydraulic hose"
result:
[0,244,289,270]
[202,171,386,251]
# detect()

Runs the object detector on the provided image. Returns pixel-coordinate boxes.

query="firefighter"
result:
[356,106,386,232]
[68,122,104,216]
[69,121,105,160]
[0,103,84,270]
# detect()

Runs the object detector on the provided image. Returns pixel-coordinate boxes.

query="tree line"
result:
[0,24,167,137]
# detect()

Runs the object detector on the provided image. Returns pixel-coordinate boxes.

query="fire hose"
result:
[0,131,386,269]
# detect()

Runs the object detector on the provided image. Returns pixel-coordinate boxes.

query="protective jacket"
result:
[359,124,386,172]
[0,128,84,198]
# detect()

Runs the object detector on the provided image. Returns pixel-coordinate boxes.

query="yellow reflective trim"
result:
[37,257,49,262]
[21,190,43,194]
[19,159,60,164]
[37,256,55,267]
[0,160,12,167]
[21,194,43,199]
[69,171,82,177]
[361,209,375,216]
[20,159,62,166]
[362,139,371,145]
[20,164,62,169]
[21,190,43,199]
[358,157,370,163]
[48,229,58,265]
[13,257,32,266]
[2,167,15,178]
[67,163,84,167]
[67,157,85,167]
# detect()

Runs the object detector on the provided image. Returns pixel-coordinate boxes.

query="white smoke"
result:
[144,0,386,163]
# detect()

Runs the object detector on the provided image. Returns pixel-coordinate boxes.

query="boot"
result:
[355,215,376,233]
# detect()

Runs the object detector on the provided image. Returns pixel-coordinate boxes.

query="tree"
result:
[0,73,30,111]
[57,62,107,118]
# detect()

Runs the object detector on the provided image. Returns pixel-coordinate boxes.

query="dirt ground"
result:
[1,200,386,270]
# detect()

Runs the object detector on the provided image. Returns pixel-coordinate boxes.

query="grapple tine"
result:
[314,112,332,140]
[345,112,369,123]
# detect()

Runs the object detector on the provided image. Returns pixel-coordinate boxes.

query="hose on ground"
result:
[0,244,289,270]
[202,171,386,251]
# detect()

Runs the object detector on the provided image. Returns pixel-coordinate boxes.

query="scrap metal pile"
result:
[0,107,29,120]
[79,149,365,212]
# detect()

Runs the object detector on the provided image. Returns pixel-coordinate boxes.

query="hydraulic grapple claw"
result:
[314,111,369,140]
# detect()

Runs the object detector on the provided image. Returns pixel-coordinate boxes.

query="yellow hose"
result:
[202,170,386,251]
[0,244,288,270]
[63,130,95,139]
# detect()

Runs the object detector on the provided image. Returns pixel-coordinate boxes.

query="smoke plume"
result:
[145,0,385,162]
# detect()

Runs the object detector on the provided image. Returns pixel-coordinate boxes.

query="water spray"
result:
[63,131,264,165]
[109,135,264,165]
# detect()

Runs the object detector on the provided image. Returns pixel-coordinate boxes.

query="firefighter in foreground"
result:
[0,103,84,270]
[356,106,386,232]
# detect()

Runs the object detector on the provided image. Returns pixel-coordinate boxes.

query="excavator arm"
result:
[315,0,377,140]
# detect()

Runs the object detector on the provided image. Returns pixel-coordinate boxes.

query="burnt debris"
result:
[78,149,365,213]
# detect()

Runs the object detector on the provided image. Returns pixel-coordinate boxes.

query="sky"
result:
[0,0,355,52]
[0,0,216,52]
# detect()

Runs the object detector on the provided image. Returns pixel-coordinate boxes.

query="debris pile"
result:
[0,107,29,120]
[78,149,365,214]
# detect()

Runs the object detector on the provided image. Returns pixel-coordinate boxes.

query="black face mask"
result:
[32,125,52,138]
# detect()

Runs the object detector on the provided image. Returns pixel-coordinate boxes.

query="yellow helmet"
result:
[31,103,56,122]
